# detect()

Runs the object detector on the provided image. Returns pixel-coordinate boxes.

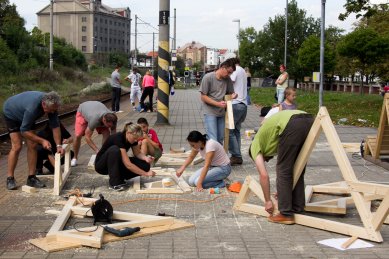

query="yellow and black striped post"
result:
[156,0,170,124]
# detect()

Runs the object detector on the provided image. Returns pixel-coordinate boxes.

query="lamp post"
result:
[232,19,240,57]
[284,0,288,66]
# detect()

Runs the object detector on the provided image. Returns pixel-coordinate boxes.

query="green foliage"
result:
[109,52,127,67]
[250,87,382,127]
[0,37,17,75]
[339,0,388,21]
[297,34,336,77]
[239,27,261,76]
[337,28,389,93]
[254,0,320,80]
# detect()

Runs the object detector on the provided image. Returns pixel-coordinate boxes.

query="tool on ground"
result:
[209,187,220,194]
[91,194,113,225]
[228,182,242,193]
[103,226,140,237]
[157,212,175,217]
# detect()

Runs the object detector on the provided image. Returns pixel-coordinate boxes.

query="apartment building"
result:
[37,0,131,58]
[177,41,206,67]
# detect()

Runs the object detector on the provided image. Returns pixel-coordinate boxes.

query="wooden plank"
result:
[22,185,37,193]
[53,144,72,196]
[171,173,192,193]
[55,226,104,248]
[71,207,175,223]
[88,154,96,170]
[130,176,140,191]
[47,197,77,236]
[236,201,383,242]
[341,236,358,249]
[371,190,389,230]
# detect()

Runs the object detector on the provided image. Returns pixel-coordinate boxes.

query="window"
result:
[82,46,87,52]
[82,36,87,41]
[82,17,87,22]
[82,26,87,32]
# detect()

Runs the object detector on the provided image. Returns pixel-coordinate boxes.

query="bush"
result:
[0,38,18,75]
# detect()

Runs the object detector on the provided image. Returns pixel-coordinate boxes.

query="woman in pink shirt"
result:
[176,131,231,192]
[140,70,155,112]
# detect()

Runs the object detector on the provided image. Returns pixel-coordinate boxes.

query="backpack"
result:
[260,106,272,117]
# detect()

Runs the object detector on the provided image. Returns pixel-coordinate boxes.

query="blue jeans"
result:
[277,88,285,104]
[229,103,247,158]
[204,114,225,145]
[188,164,231,189]
[246,87,251,105]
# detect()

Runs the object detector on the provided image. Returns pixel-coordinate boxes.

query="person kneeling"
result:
[176,131,231,192]
[94,122,156,191]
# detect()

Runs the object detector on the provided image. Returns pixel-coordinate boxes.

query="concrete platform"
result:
[0,89,388,258]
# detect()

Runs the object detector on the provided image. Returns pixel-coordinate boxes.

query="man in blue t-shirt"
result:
[2,91,62,190]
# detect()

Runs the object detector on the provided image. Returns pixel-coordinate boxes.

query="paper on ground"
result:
[318,238,374,250]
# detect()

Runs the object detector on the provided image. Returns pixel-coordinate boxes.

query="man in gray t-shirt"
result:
[110,65,122,112]
[199,58,237,144]
[71,101,118,166]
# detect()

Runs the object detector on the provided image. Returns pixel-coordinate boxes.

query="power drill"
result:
[103,226,140,237]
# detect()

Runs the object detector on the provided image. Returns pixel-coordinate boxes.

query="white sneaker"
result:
[132,106,137,111]
[71,158,77,167]
[116,110,123,113]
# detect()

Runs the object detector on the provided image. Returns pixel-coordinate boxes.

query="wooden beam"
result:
[47,197,77,236]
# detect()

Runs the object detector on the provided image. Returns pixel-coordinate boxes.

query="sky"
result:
[9,0,389,52]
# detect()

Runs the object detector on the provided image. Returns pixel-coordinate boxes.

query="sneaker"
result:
[6,177,17,190]
[27,176,46,188]
[71,158,77,167]
[116,110,124,113]
[132,106,137,111]
[230,156,243,166]
[268,213,295,225]
[109,185,125,192]
[139,108,145,113]
[147,110,151,113]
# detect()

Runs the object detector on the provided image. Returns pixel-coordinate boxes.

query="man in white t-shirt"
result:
[125,67,142,111]
[229,58,248,165]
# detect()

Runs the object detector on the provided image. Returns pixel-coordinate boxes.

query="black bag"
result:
[260,106,272,117]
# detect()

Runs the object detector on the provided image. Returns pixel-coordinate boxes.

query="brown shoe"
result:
[268,213,295,225]
[230,156,243,165]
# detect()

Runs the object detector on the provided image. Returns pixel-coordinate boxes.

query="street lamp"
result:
[232,19,240,57]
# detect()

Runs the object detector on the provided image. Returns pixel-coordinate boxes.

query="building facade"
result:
[37,0,131,58]
[177,41,206,67]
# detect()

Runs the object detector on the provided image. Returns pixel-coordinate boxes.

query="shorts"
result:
[3,115,25,133]
[74,112,109,136]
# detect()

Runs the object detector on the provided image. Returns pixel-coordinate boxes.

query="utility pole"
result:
[134,14,138,67]
[173,8,176,50]
[319,0,326,108]
[152,32,155,74]
[49,0,54,71]
[128,8,131,67]
[156,0,170,124]
[284,0,288,67]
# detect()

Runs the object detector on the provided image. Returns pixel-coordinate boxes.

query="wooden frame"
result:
[234,107,389,243]
[30,197,194,252]
[136,170,192,194]
[365,93,389,159]
[155,151,204,166]
[53,144,72,196]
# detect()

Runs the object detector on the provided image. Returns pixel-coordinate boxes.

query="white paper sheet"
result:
[318,238,374,250]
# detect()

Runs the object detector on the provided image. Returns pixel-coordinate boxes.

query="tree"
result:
[337,28,389,94]
[339,0,388,21]
[255,0,320,82]
[239,27,261,76]
[0,37,17,75]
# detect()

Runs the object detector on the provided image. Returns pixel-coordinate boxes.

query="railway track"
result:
[0,92,115,156]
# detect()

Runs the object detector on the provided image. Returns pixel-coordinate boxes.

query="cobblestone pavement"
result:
[0,89,388,258]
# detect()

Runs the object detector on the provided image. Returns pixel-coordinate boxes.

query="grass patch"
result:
[250,87,382,128]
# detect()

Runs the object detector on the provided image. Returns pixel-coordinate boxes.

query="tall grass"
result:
[250,87,383,127]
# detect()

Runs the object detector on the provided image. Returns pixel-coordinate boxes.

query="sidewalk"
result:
[0,89,388,258]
